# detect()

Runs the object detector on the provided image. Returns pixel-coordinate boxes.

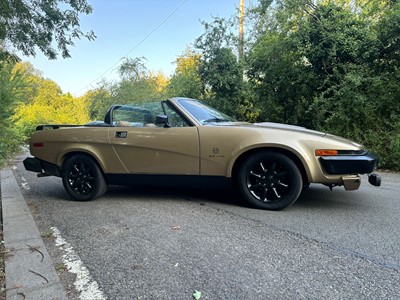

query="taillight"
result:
[33,142,44,148]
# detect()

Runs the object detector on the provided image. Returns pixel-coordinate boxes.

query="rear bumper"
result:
[23,157,60,177]
[23,157,42,173]
[319,153,378,175]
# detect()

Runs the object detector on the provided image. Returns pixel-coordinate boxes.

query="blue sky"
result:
[20,0,247,96]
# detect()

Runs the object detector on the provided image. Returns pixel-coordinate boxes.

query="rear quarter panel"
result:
[29,127,127,173]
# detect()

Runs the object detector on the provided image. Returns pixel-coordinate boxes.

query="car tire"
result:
[238,151,302,210]
[61,154,108,201]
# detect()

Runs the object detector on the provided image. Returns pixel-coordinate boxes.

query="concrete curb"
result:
[1,168,67,300]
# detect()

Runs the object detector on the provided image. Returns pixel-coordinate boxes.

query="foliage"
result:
[244,0,400,170]
[86,58,168,120]
[247,32,315,126]
[195,18,245,117]
[10,62,90,137]
[85,83,113,120]
[166,48,203,99]
[118,57,148,81]
[0,0,95,59]
[0,0,95,166]
[0,59,25,165]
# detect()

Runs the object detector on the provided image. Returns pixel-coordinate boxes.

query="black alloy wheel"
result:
[238,151,302,210]
[61,154,108,201]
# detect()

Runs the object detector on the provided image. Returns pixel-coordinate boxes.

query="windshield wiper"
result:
[203,118,232,123]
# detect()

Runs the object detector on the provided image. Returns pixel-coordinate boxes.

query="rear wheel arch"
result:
[60,151,105,173]
[60,152,108,201]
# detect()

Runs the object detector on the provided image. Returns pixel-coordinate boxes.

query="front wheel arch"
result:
[233,149,305,210]
[232,147,309,188]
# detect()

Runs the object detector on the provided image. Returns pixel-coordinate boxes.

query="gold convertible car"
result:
[24,97,381,210]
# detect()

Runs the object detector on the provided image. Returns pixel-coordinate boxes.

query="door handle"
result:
[115,131,127,138]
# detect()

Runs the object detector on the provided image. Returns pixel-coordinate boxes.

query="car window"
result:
[162,101,191,127]
[113,102,164,127]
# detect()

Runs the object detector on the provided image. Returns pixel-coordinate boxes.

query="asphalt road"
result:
[10,154,400,299]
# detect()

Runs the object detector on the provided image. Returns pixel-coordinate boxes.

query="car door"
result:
[108,105,200,175]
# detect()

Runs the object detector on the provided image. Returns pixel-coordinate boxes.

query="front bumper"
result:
[23,157,61,177]
[319,153,378,175]
[340,173,381,190]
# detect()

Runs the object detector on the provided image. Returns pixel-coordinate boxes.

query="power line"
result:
[75,0,190,95]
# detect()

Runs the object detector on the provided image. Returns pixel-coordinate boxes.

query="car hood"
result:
[252,122,362,148]
[253,122,324,136]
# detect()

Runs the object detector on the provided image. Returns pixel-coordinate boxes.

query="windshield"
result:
[177,98,236,125]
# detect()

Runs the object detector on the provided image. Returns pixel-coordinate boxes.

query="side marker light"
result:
[315,149,338,156]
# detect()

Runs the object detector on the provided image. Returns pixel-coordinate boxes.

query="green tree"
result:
[166,48,203,99]
[86,57,168,120]
[85,83,114,120]
[0,0,95,165]
[118,57,148,81]
[247,32,315,125]
[246,0,400,169]
[0,59,29,164]
[12,62,90,136]
[195,17,243,116]
[115,58,165,103]
[0,0,95,59]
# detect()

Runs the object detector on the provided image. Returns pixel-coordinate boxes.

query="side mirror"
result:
[155,115,170,128]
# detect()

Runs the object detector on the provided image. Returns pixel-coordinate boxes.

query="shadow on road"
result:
[21,171,368,212]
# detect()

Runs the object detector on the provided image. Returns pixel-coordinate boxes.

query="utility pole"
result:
[239,0,245,61]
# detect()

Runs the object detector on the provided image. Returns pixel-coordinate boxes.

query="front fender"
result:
[226,143,313,181]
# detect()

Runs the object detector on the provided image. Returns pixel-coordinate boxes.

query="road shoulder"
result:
[1,168,67,300]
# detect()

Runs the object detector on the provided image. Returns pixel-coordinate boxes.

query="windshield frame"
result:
[175,98,236,126]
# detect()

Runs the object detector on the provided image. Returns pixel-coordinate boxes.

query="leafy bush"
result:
[0,59,24,166]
